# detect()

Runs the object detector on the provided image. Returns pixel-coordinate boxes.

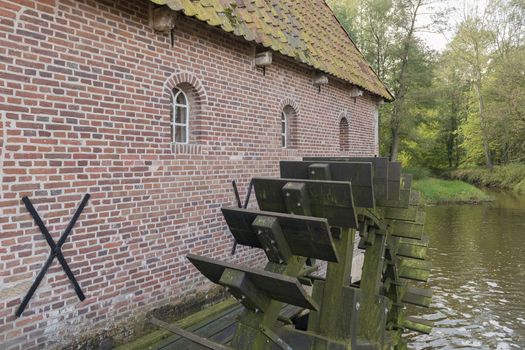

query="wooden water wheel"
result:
[149,157,433,350]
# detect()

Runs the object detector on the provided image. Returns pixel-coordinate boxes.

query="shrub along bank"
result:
[412,178,492,204]
[449,164,525,194]
[403,166,492,204]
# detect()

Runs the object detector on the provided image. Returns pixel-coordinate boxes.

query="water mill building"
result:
[0,0,393,348]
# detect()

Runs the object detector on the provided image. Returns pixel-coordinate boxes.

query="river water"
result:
[406,191,525,349]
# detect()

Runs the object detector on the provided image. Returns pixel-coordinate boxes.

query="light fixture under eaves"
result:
[152,6,177,33]
[349,86,364,98]
[312,73,328,93]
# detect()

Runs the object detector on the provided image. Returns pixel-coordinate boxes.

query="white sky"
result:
[416,0,490,52]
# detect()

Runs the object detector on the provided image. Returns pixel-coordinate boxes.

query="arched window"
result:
[172,88,189,143]
[281,110,288,148]
[280,105,298,148]
[339,117,349,151]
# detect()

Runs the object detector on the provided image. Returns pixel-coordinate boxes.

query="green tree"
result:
[328,0,393,81]
[330,0,525,170]
[484,0,525,163]
[329,0,445,161]
[416,51,469,169]
[484,47,525,163]
[446,0,525,168]
[448,18,495,168]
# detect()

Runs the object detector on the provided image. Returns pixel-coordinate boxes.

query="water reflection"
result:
[406,191,525,349]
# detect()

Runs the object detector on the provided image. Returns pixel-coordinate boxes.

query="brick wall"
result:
[0,0,381,348]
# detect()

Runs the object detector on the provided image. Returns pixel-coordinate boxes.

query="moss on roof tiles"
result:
[153,0,393,101]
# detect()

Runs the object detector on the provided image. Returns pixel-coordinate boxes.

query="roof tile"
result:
[155,0,393,100]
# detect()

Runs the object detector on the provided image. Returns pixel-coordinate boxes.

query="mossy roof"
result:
[150,0,394,101]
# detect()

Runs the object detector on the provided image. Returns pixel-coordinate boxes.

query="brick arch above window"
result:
[278,98,300,116]
[163,71,208,104]
[163,71,208,151]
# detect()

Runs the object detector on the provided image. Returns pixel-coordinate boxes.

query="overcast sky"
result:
[416,0,490,52]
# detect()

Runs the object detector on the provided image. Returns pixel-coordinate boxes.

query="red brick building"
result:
[0,0,392,348]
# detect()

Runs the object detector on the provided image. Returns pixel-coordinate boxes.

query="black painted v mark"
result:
[16,194,90,317]
[230,180,253,255]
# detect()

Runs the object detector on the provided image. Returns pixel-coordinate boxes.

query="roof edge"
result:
[321,0,394,101]
[149,0,394,101]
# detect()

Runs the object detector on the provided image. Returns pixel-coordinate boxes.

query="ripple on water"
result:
[406,194,525,349]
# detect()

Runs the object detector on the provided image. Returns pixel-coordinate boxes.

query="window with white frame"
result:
[281,110,288,148]
[339,117,349,151]
[172,88,189,143]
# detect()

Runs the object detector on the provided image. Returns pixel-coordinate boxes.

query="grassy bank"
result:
[449,164,525,194]
[412,178,492,204]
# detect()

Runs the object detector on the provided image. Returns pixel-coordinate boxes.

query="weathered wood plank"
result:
[387,162,401,201]
[156,303,244,349]
[221,207,339,262]
[150,317,231,350]
[252,177,358,228]
[389,211,426,239]
[219,269,272,312]
[303,156,389,203]
[401,173,413,190]
[396,236,429,260]
[402,287,432,308]
[403,317,433,334]
[155,302,306,350]
[187,254,319,310]
[384,205,419,221]
[398,258,432,282]
[279,161,375,208]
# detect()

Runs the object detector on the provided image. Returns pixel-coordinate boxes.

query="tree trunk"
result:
[474,78,493,169]
[389,126,400,162]
[447,148,453,169]
[448,111,459,168]
[388,0,422,162]
[455,136,460,168]
[389,102,401,161]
